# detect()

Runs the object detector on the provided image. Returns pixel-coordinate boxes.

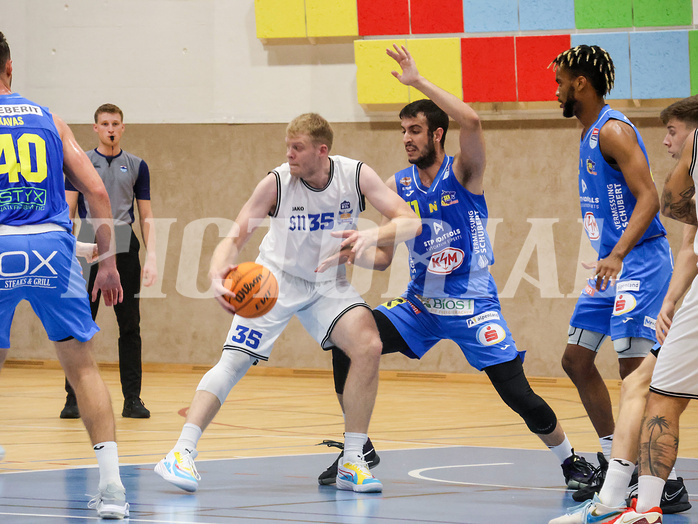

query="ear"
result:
[574,75,588,92]
[93,123,99,133]
[318,143,329,156]
[5,59,12,77]
[432,127,444,146]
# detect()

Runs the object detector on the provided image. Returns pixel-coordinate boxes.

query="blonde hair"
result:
[286,113,333,151]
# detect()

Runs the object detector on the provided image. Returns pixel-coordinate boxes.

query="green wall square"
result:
[691,31,698,95]
[633,0,692,27]
[575,0,632,29]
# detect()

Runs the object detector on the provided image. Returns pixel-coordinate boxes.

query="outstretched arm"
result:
[387,44,486,194]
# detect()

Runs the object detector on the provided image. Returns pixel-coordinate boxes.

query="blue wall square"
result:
[520,0,575,31]
[630,31,690,99]
[462,0,518,32]
[571,33,630,99]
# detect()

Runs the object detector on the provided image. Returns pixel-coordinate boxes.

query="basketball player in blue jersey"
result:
[315,44,595,489]
[0,32,129,518]
[550,45,673,468]
[154,113,421,494]
[549,98,698,524]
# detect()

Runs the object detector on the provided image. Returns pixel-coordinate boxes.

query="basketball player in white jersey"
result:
[155,113,421,494]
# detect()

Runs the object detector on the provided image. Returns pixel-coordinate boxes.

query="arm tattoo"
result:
[663,185,698,225]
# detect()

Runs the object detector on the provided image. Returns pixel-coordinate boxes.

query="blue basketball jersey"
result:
[0,94,71,230]
[579,105,666,258]
[394,156,498,299]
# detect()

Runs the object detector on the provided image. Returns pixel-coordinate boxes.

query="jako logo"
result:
[476,323,506,346]
[427,247,464,274]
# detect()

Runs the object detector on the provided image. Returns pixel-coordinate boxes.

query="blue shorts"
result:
[570,236,672,342]
[0,231,99,347]
[375,293,523,371]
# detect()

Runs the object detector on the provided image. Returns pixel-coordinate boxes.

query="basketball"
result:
[223,262,278,318]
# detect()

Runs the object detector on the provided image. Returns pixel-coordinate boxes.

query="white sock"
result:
[93,441,123,491]
[668,467,678,480]
[636,475,665,513]
[548,436,573,464]
[598,458,634,507]
[174,423,202,453]
[600,434,613,459]
[343,432,367,464]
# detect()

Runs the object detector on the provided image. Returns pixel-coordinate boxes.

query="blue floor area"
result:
[0,447,695,523]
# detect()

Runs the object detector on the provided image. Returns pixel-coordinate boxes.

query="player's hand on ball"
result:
[210,264,238,314]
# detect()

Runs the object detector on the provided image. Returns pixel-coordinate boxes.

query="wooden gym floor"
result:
[0,361,696,522]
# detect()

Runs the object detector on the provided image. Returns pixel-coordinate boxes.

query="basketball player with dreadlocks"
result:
[548,97,698,524]
[545,45,674,521]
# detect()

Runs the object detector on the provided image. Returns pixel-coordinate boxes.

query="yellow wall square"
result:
[306,0,358,37]
[406,39,463,101]
[355,40,409,105]
[255,0,306,39]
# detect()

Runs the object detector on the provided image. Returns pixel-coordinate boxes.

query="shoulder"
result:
[123,150,145,166]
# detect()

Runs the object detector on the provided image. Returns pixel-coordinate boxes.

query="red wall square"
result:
[411,0,464,34]
[461,37,516,102]
[358,0,409,36]
[516,35,571,101]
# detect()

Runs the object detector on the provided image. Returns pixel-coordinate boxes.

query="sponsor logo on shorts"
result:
[584,212,600,241]
[613,293,637,316]
[467,311,501,327]
[476,323,506,346]
[416,295,474,316]
[590,127,599,149]
[0,250,59,290]
[584,283,596,297]
[427,247,464,274]
[644,316,656,330]
[381,297,406,309]
[616,280,641,293]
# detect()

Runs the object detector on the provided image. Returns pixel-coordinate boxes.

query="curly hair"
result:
[550,45,615,98]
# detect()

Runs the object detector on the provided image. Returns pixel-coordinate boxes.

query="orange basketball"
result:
[223,262,278,318]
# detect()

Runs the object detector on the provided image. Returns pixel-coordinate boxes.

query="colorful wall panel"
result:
[355,40,410,105]
[357,0,409,36]
[570,33,631,99]
[629,31,691,99]
[519,0,575,31]
[461,37,516,103]
[410,0,463,34]
[256,0,698,103]
[306,0,358,38]
[254,0,306,39]
[516,35,571,102]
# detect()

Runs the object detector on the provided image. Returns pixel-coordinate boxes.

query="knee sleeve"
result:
[332,346,351,395]
[196,350,256,404]
[485,357,558,435]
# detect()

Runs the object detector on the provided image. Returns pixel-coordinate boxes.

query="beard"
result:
[562,90,577,118]
[409,140,438,170]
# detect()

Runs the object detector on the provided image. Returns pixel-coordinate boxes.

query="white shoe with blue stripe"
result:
[155,448,201,492]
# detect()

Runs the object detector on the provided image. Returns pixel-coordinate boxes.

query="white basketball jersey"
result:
[258,155,365,282]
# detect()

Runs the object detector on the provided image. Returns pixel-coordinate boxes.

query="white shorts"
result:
[650,275,698,399]
[222,261,369,361]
